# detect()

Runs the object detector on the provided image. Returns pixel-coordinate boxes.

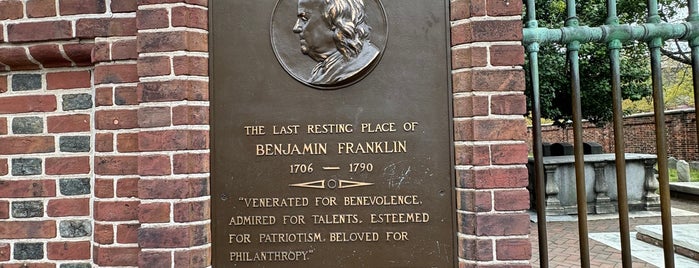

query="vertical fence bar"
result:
[689,0,699,150]
[647,0,675,266]
[606,0,633,266]
[565,0,591,267]
[525,1,549,267]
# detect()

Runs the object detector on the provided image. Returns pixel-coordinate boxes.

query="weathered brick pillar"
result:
[450,0,532,266]
[134,0,211,267]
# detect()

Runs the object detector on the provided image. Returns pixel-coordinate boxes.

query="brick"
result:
[47,198,90,216]
[48,114,91,133]
[60,0,106,15]
[139,251,172,268]
[0,220,56,239]
[0,76,7,93]
[95,109,139,130]
[94,178,114,198]
[172,6,208,30]
[92,42,111,62]
[137,8,169,30]
[47,241,90,260]
[476,213,529,236]
[94,246,139,266]
[452,46,487,69]
[139,130,209,151]
[138,224,209,248]
[491,143,528,165]
[453,95,488,118]
[139,177,208,199]
[0,243,8,260]
[490,45,525,66]
[116,133,139,152]
[138,31,208,53]
[1,263,55,268]
[95,201,139,221]
[486,0,523,17]
[174,153,210,174]
[47,71,92,90]
[12,117,43,134]
[139,80,208,102]
[76,17,136,38]
[112,39,138,60]
[0,47,40,70]
[59,219,91,238]
[0,158,7,175]
[450,0,485,20]
[457,190,491,212]
[173,55,208,76]
[452,20,522,45]
[115,86,138,105]
[174,199,210,222]
[139,202,170,223]
[60,136,91,152]
[457,167,528,189]
[0,0,23,19]
[117,224,139,243]
[27,0,57,18]
[96,87,114,106]
[15,242,44,260]
[0,179,56,198]
[46,156,90,175]
[458,237,492,261]
[96,133,114,152]
[111,0,137,13]
[454,145,491,166]
[0,95,56,114]
[95,156,138,175]
[8,21,73,43]
[95,64,138,84]
[0,118,6,135]
[138,56,171,77]
[174,247,210,267]
[494,189,530,211]
[491,94,526,115]
[29,45,72,68]
[60,178,91,196]
[63,93,94,111]
[455,119,527,141]
[138,155,172,176]
[172,105,209,125]
[93,223,114,244]
[116,178,139,198]
[63,43,94,66]
[453,69,525,92]
[496,239,531,260]
[139,107,171,128]
[0,201,7,219]
[0,136,54,154]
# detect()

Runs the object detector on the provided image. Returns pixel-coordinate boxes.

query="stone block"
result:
[60,264,92,268]
[62,93,93,111]
[12,201,44,218]
[12,74,42,91]
[59,219,92,238]
[584,142,603,154]
[14,242,44,260]
[59,136,90,152]
[12,117,44,134]
[551,142,573,156]
[59,178,91,195]
[12,158,42,176]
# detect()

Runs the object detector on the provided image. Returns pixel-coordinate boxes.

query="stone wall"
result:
[530,109,698,161]
[0,0,530,267]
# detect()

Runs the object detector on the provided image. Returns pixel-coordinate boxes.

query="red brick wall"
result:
[530,109,698,161]
[451,0,531,266]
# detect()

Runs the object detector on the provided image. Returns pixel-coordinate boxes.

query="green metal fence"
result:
[523,0,699,267]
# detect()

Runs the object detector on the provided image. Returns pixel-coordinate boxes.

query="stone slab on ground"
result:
[670,182,699,196]
[529,207,699,222]
[636,224,699,261]
[589,232,699,267]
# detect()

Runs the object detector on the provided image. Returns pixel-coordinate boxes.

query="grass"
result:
[667,168,699,182]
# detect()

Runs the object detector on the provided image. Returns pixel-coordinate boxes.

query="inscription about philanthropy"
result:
[228,121,430,263]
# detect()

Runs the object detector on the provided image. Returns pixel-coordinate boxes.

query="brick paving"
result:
[530,198,699,267]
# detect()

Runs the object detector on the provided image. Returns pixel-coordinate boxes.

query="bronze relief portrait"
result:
[272,0,387,89]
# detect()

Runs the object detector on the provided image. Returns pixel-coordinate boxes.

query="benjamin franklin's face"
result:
[293,0,337,62]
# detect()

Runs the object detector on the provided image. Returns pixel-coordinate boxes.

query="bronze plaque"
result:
[211,0,454,267]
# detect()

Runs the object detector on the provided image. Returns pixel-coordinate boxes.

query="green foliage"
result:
[525,0,686,125]
[623,59,695,114]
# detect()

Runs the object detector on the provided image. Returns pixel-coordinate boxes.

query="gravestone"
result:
[210,0,455,267]
[677,160,691,182]
[668,156,678,169]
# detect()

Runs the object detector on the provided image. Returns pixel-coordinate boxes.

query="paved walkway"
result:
[530,198,699,267]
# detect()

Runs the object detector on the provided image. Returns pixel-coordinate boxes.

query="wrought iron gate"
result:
[523,0,699,267]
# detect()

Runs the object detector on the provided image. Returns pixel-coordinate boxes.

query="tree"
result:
[525,0,686,125]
